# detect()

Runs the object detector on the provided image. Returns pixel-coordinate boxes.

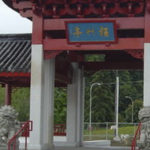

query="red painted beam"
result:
[0,73,72,84]
[44,17,145,30]
[44,51,64,59]
[44,38,144,51]
[82,61,143,70]
[0,71,71,84]
[0,79,30,87]
[68,52,84,62]
[0,72,30,77]
[5,84,12,105]
[144,1,150,43]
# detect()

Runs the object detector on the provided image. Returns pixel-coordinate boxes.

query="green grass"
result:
[83,125,138,146]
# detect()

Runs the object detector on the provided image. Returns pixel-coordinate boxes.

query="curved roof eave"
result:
[2,0,32,21]
[3,0,13,8]
[2,0,18,12]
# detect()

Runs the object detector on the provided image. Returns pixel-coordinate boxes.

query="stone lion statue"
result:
[0,105,20,146]
[137,107,150,150]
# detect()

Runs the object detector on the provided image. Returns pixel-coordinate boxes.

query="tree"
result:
[84,71,116,122]
[0,69,143,123]
[54,88,67,124]
[12,88,30,121]
[84,70,143,123]
[125,99,143,122]
[0,85,5,106]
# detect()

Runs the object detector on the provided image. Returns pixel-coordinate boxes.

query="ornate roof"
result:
[3,0,145,18]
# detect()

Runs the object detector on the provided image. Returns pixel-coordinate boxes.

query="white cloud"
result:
[0,0,32,34]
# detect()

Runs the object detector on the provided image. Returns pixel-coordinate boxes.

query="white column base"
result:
[54,141,79,147]
[28,143,54,150]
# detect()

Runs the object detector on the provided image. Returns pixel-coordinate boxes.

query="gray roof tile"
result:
[0,34,31,73]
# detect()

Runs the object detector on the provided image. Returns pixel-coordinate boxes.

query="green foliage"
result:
[0,85,67,123]
[0,69,143,124]
[85,70,143,123]
[0,85,5,106]
[85,54,105,62]
[12,88,30,121]
[84,71,116,122]
[84,125,137,136]
[125,99,143,122]
[54,88,67,124]
[0,86,30,121]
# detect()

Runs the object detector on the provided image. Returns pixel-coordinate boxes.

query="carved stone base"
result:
[138,106,150,150]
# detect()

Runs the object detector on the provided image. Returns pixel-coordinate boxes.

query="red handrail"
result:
[131,122,141,150]
[8,120,33,150]
[54,124,66,136]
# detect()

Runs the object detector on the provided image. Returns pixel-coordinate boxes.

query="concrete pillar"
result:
[66,63,84,146]
[144,43,150,107]
[138,43,150,149]
[42,59,55,149]
[29,44,44,150]
[5,84,12,105]
[29,45,55,150]
[76,68,85,146]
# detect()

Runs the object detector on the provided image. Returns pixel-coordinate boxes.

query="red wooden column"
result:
[145,0,150,43]
[32,9,43,44]
[5,84,12,105]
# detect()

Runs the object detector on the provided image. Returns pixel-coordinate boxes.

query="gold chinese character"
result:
[99,26,109,37]
[86,29,95,34]
[73,27,82,37]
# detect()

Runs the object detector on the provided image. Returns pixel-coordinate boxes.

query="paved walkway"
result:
[19,136,132,150]
[55,146,131,150]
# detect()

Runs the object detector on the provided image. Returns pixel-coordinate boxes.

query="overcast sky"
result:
[0,0,32,34]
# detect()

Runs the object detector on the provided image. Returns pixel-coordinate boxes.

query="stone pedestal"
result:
[137,107,150,149]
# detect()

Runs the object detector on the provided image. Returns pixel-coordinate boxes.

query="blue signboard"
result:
[66,21,117,43]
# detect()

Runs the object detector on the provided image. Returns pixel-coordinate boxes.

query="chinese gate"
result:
[1,0,150,150]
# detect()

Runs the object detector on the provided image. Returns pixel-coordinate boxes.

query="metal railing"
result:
[84,122,139,141]
[8,120,33,150]
[54,124,66,136]
[131,122,141,150]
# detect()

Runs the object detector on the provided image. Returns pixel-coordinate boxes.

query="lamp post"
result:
[89,82,101,140]
[125,96,134,123]
[113,74,120,141]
